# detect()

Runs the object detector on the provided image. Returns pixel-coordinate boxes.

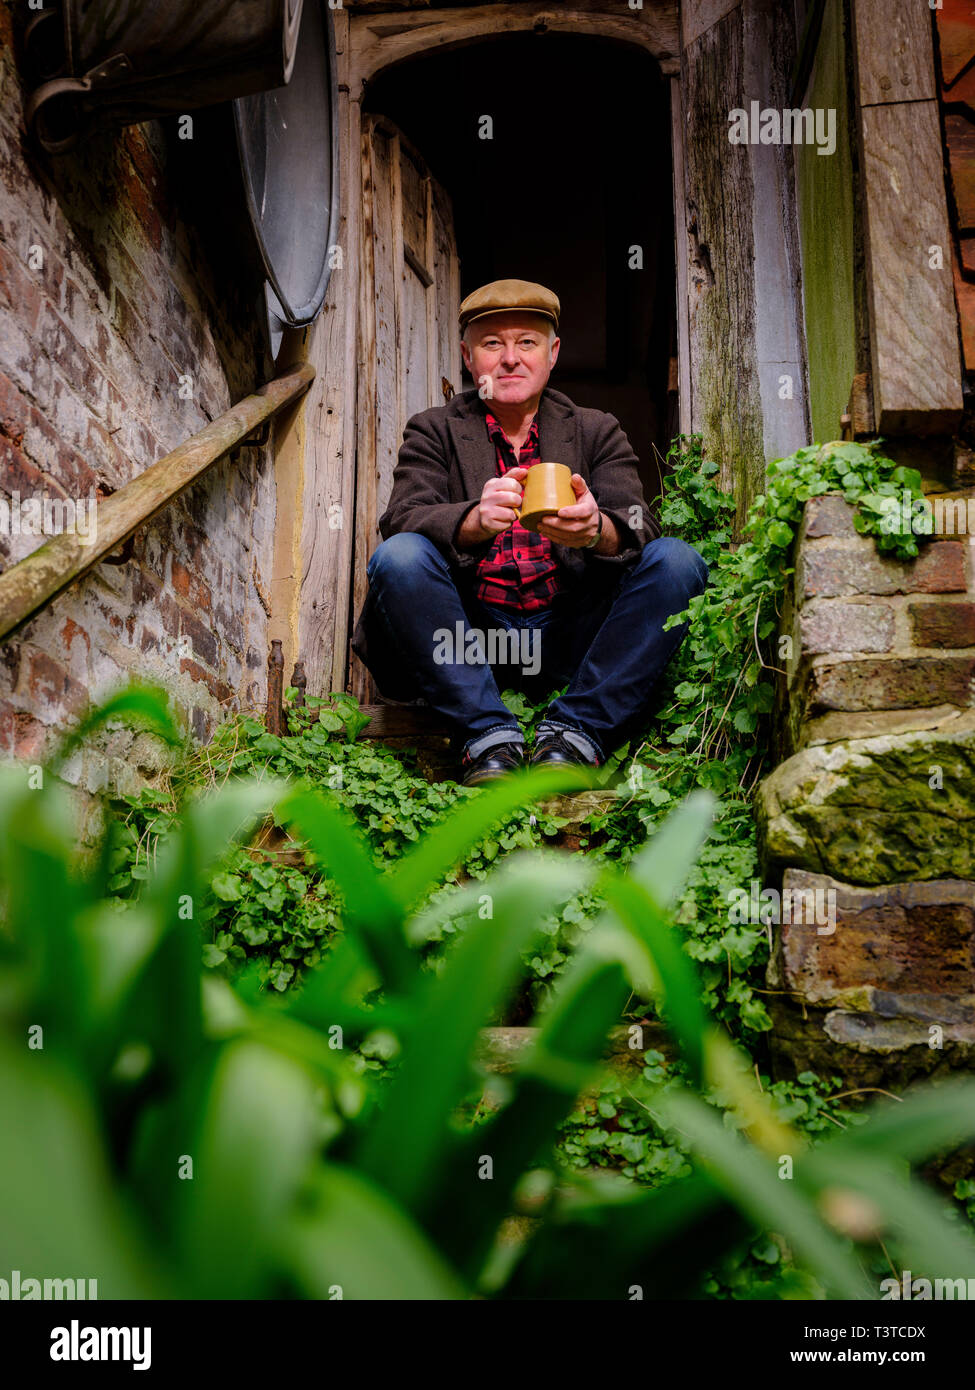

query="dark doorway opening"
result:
[363,32,676,506]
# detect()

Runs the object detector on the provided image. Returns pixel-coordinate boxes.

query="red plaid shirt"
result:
[475,410,563,612]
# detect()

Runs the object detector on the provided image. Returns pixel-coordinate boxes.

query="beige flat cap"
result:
[458,278,560,334]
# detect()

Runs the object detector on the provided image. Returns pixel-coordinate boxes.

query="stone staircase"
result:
[758,486,975,1085]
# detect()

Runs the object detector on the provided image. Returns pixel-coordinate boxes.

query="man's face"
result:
[460,312,560,408]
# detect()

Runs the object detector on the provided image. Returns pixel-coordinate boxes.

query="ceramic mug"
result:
[517,461,575,532]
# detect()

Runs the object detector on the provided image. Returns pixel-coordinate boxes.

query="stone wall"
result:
[778,487,975,757]
[0,3,275,788]
[758,471,975,1086]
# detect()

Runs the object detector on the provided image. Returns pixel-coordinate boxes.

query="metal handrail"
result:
[0,363,315,642]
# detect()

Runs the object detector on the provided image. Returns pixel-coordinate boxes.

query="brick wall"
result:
[758,480,975,1085]
[0,3,275,785]
[782,489,975,752]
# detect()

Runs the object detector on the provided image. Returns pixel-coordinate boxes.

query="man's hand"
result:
[457,467,528,547]
[537,473,619,553]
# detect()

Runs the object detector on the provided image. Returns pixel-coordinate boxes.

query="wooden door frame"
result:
[332,2,685,698]
[351,115,462,699]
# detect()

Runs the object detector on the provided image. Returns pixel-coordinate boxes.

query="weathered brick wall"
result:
[758,478,975,1086]
[0,3,275,787]
[782,488,975,753]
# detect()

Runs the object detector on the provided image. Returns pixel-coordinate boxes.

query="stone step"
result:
[476,1023,671,1075]
[356,702,456,781]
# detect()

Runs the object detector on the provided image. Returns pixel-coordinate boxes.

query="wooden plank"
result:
[352,118,399,704]
[352,117,380,706]
[853,0,937,106]
[403,263,430,423]
[860,99,964,433]
[431,173,461,396]
[399,143,427,262]
[358,703,453,740]
[681,0,740,50]
[296,7,359,697]
[682,5,765,516]
[372,126,400,527]
[670,76,691,440]
[269,325,311,672]
[424,169,437,428]
[400,139,431,426]
[349,2,680,92]
[390,129,406,453]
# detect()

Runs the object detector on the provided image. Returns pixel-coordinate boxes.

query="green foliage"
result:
[651,434,927,796]
[106,697,575,994]
[657,442,736,568]
[103,434,930,1050]
[5,690,975,1301]
[573,433,933,1046]
[558,1063,866,1299]
[17,433,943,1298]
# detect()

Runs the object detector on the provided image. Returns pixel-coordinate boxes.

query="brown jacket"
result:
[352,385,659,660]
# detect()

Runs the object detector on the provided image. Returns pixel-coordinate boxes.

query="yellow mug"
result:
[517,461,575,532]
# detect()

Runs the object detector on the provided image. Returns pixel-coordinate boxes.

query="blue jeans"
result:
[360,533,708,762]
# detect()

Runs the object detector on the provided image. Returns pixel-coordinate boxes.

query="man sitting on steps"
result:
[352,278,708,786]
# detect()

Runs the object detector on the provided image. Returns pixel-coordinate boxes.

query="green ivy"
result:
[650,434,926,795]
[108,694,570,992]
[557,1059,868,1299]
[585,434,931,1041]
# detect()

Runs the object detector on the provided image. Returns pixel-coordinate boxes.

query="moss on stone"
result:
[756,714,975,884]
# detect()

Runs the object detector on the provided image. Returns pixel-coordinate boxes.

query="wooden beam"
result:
[853,0,936,107]
[670,75,691,440]
[357,703,452,741]
[854,0,963,435]
[859,99,964,434]
[0,365,315,644]
[681,0,740,51]
[269,327,312,675]
[296,6,359,697]
[352,115,380,704]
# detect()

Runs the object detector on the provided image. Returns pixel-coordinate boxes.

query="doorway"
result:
[351,32,676,696]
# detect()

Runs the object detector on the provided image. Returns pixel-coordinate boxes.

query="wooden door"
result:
[352,114,461,699]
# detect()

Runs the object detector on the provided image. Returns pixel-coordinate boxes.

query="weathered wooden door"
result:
[351,113,461,698]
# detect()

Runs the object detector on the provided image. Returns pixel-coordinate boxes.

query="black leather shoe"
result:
[460,741,524,787]
[531,731,599,769]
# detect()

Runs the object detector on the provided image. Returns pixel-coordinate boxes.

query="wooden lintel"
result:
[349,2,680,93]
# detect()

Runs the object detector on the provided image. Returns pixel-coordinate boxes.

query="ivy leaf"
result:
[766,521,793,548]
[211,872,243,902]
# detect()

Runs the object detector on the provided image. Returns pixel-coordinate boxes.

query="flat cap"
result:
[458,278,560,334]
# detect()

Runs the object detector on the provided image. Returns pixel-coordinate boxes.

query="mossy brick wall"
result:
[0,2,275,780]
[781,492,975,752]
[758,486,975,1085]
